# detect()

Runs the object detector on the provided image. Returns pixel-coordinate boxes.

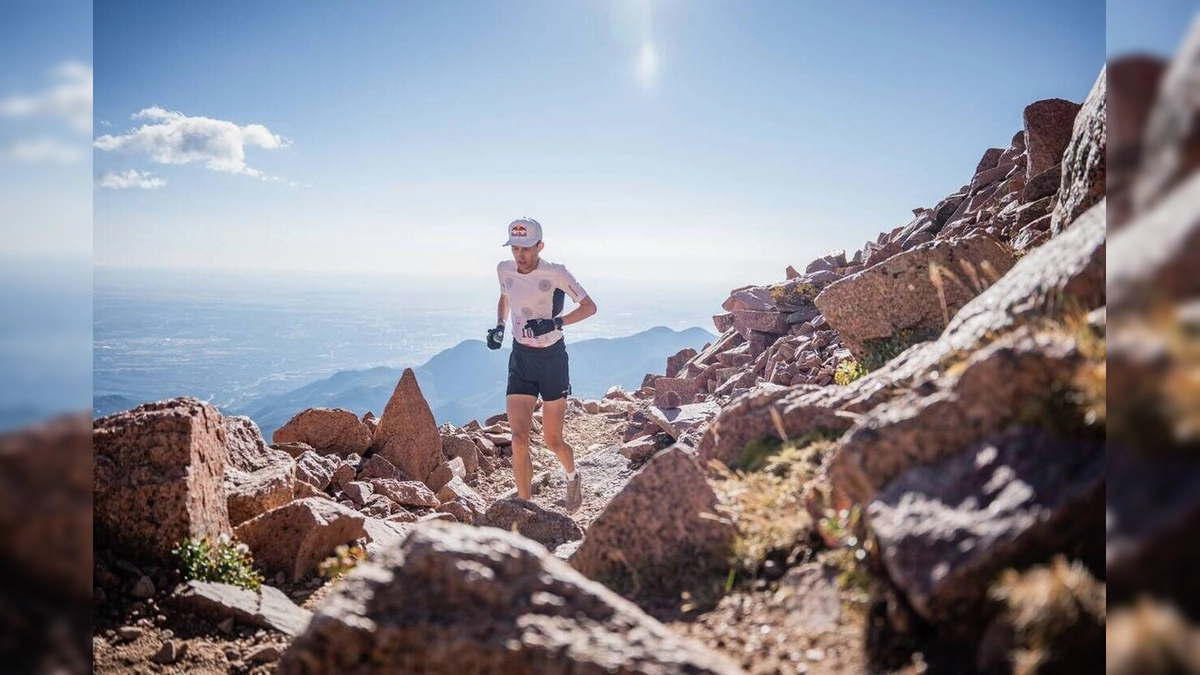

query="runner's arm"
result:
[558,295,596,327]
[497,293,509,326]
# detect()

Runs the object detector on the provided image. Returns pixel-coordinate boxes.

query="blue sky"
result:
[1108,0,1197,57]
[0,0,92,260]
[83,1,1112,287]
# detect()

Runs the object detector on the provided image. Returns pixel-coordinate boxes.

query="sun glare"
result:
[635,43,660,88]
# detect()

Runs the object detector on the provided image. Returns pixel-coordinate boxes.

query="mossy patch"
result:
[770,281,820,308]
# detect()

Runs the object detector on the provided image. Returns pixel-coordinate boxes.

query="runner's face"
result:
[511,242,542,271]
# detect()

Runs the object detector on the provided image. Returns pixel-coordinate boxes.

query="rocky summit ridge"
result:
[6,44,1199,674]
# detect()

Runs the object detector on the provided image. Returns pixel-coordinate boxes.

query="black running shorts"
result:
[507,338,571,401]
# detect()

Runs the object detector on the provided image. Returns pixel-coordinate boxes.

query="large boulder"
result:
[93,397,231,566]
[1108,173,1200,312]
[645,401,721,442]
[731,309,788,337]
[440,433,480,480]
[721,285,775,312]
[0,413,92,600]
[224,415,296,526]
[278,523,742,674]
[870,427,1104,642]
[829,329,1082,507]
[1051,67,1108,235]
[427,457,467,494]
[479,498,584,551]
[1107,444,1200,616]
[652,376,701,410]
[704,385,861,470]
[570,446,734,596]
[169,580,312,637]
[233,498,367,582]
[361,516,413,559]
[1106,57,1166,230]
[665,347,698,378]
[1023,98,1082,180]
[973,147,1003,175]
[271,408,373,457]
[368,478,440,509]
[1134,17,1200,215]
[434,476,486,523]
[374,368,443,483]
[294,450,339,492]
[813,233,1016,357]
[356,453,406,482]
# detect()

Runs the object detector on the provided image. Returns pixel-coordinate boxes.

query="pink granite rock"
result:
[374,368,443,483]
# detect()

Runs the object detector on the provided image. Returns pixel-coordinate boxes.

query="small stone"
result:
[116,626,144,641]
[762,558,784,581]
[247,645,282,664]
[151,640,185,665]
[130,575,155,599]
[224,646,241,660]
[217,618,235,634]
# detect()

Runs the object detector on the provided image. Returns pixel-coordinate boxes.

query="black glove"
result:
[486,324,505,350]
[522,316,563,338]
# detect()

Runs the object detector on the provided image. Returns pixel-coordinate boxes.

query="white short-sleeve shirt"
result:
[498,259,588,347]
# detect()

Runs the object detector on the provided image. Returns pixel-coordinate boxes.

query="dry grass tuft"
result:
[990,556,1106,675]
[1107,598,1200,675]
[710,439,834,577]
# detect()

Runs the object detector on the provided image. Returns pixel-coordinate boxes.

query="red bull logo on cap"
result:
[511,224,528,237]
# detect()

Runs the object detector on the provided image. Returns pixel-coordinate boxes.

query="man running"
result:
[487,217,597,512]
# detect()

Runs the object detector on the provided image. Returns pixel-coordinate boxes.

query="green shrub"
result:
[173,534,263,591]
[834,358,868,385]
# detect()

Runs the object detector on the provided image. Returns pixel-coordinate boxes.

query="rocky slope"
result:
[4,38,1191,674]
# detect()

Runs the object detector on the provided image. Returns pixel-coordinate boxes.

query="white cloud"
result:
[0,61,93,133]
[95,169,166,190]
[93,106,290,180]
[1,137,85,164]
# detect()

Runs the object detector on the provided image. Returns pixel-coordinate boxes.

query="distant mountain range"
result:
[95,326,715,436]
[93,394,142,420]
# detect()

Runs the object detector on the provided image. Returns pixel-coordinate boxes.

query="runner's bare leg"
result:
[540,397,575,474]
[506,394,538,499]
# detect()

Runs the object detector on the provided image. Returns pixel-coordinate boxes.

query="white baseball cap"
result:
[503,217,543,247]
